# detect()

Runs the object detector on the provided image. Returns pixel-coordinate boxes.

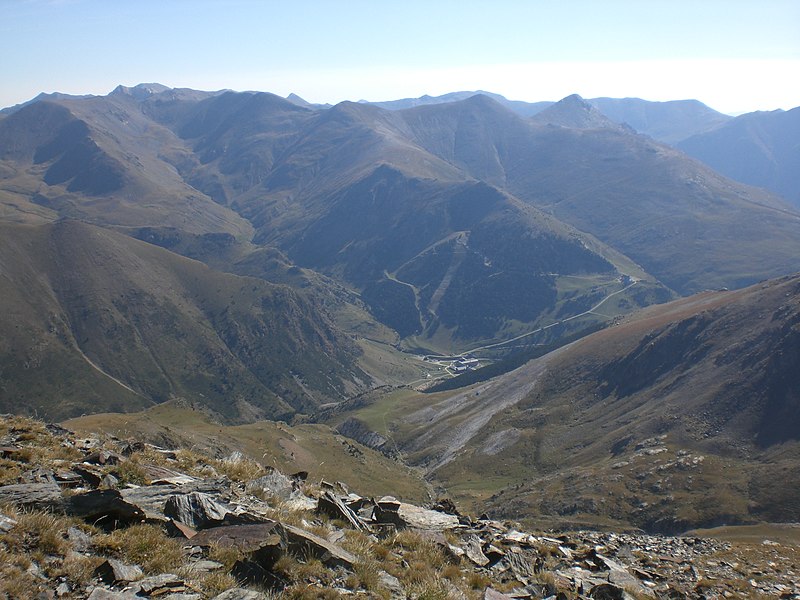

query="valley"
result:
[1,82,799,550]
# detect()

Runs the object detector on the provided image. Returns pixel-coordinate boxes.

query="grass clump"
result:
[94,523,184,574]
[0,508,76,557]
[192,570,240,596]
[212,453,265,482]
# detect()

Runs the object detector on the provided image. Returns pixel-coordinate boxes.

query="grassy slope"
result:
[0,220,365,422]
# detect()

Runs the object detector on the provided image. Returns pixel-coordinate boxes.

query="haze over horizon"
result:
[2,0,799,115]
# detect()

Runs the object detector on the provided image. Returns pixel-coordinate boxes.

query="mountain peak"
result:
[110,83,171,100]
[532,93,623,131]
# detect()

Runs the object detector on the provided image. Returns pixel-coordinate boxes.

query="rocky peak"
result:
[532,93,627,131]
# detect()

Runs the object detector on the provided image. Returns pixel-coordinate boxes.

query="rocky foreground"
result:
[0,416,798,599]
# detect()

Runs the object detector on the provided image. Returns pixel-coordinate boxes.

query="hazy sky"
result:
[2,0,799,114]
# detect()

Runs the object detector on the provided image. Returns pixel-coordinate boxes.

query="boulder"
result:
[121,479,231,522]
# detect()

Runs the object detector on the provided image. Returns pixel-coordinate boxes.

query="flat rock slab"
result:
[464,534,490,567]
[189,522,280,553]
[140,464,197,486]
[0,482,64,511]
[396,502,461,531]
[245,471,293,501]
[279,523,358,568]
[130,573,184,595]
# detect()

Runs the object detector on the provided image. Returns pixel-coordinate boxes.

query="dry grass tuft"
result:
[206,542,245,570]
[94,523,184,574]
[193,570,240,596]
[211,453,265,482]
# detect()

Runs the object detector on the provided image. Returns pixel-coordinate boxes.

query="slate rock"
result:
[72,465,104,487]
[164,491,261,529]
[119,478,232,522]
[118,440,146,456]
[379,571,405,599]
[67,489,145,526]
[53,469,85,488]
[86,587,138,599]
[131,573,184,595]
[100,474,119,489]
[165,518,198,539]
[140,464,197,486]
[279,523,358,568]
[67,527,93,551]
[375,500,460,531]
[589,582,634,600]
[0,482,64,511]
[184,559,224,573]
[246,470,294,501]
[189,522,281,555]
[464,534,490,567]
[94,559,144,585]
[317,490,367,531]
[484,589,514,600]
[19,467,57,484]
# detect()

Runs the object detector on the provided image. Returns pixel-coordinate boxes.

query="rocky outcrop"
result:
[0,416,798,600]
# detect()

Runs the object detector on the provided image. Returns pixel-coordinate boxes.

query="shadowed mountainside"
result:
[0,220,366,422]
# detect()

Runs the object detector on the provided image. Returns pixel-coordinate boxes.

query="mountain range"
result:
[0,86,796,401]
[1,82,799,532]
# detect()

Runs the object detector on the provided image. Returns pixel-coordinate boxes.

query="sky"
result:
[1,0,799,115]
